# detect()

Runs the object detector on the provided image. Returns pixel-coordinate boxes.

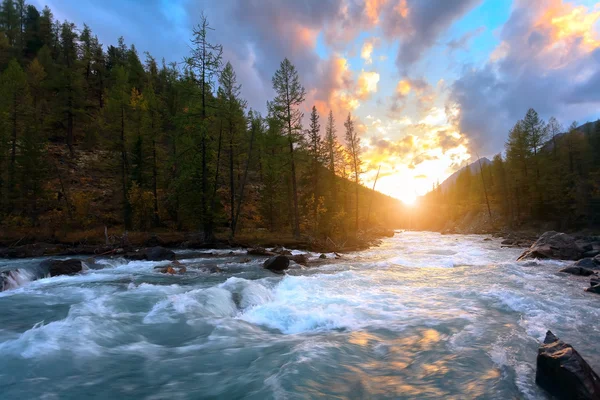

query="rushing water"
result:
[1,232,599,399]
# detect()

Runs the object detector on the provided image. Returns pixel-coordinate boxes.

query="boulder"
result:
[518,231,584,261]
[536,331,600,399]
[319,253,327,259]
[586,285,600,295]
[247,247,276,256]
[590,276,600,287]
[125,246,176,261]
[41,259,84,277]
[574,258,599,270]
[583,250,600,259]
[559,266,596,276]
[263,255,289,272]
[501,239,515,245]
[289,254,308,265]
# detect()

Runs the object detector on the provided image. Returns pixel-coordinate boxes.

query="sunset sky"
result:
[33,0,600,204]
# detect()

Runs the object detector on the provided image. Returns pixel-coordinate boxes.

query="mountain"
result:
[439,157,491,192]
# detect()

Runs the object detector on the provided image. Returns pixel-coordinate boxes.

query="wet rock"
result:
[247,247,276,257]
[574,258,599,270]
[501,239,515,245]
[518,231,584,261]
[41,259,84,277]
[583,250,600,259]
[536,330,600,399]
[158,266,176,274]
[125,246,176,261]
[590,276,600,287]
[263,255,289,272]
[280,250,292,256]
[289,254,308,266]
[483,238,492,241]
[586,285,600,295]
[559,266,596,276]
[319,253,327,259]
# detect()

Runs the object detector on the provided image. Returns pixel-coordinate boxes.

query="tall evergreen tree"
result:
[344,113,361,232]
[270,58,305,239]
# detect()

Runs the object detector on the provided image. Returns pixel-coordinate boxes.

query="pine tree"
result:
[270,58,305,239]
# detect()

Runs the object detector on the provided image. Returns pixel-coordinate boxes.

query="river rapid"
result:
[1,231,599,399]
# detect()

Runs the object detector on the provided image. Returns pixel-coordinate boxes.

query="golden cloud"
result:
[357,71,380,99]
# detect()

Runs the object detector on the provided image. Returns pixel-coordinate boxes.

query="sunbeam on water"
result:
[1,232,599,399]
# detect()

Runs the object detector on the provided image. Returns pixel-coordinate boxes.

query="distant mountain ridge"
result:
[439,157,491,192]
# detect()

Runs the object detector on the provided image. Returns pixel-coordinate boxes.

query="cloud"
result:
[356,71,380,99]
[447,26,485,52]
[449,0,600,154]
[378,0,482,71]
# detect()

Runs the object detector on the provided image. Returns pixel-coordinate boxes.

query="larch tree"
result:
[185,12,222,242]
[218,61,246,236]
[344,112,361,232]
[270,58,305,239]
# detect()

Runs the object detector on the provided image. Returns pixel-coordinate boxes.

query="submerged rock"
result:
[559,266,596,276]
[518,231,584,261]
[125,246,176,261]
[263,255,289,273]
[536,330,600,399]
[41,259,84,277]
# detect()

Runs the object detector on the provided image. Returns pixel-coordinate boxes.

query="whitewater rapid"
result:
[1,232,598,399]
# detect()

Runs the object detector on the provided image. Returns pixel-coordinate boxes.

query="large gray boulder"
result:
[518,231,584,261]
[263,255,289,273]
[536,331,600,399]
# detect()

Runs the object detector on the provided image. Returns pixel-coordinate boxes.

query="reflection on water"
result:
[0,232,599,399]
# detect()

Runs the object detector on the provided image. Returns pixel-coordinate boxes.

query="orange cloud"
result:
[365,0,388,25]
[357,71,380,99]
[361,41,374,64]
[396,79,411,96]
[541,2,600,50]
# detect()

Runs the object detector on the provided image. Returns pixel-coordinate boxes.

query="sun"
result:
[399,192,417,206]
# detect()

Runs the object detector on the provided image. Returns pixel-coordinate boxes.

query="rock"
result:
[536,330,600,399]
[501,239,515,245]
[288,254,308,265]
[125,246,176,261]
[518,231,584,261]
[247,247,276,256]
[559,266,596,276]
[590,276,600,287]
[263,255,290,272]
[41,259,84,277]
[583,250,600,259]
[178,266,187,274]
[586,285,600,295]
[319,253,327,259]
[280,250,292,256]
[574,258,599,270]
[484,238,492,241]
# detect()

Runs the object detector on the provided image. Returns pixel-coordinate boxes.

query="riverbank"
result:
[0,226,395,259]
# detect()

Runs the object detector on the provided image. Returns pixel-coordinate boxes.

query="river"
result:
[1,231,598,399]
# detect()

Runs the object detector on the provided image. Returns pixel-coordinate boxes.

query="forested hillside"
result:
[416,109,600,232]
[0,2,403,246]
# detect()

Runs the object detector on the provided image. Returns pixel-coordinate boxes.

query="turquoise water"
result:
[1,232,599,399]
